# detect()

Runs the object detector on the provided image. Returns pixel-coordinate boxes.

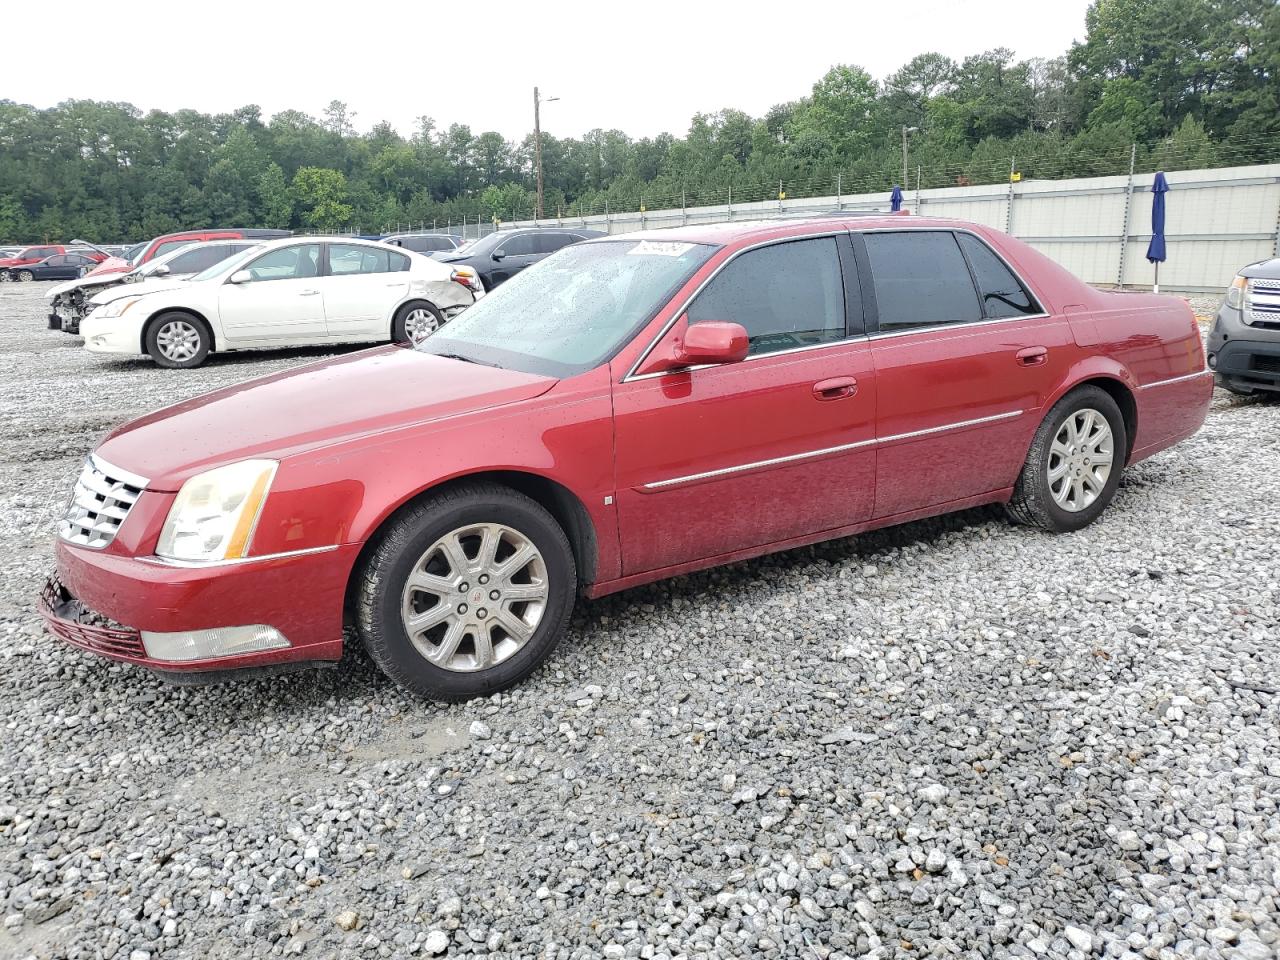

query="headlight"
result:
[1224,275,1247,310]
[156,460,277,562]
[96,296,143,318]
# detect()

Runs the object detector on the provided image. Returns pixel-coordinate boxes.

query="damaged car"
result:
[80,236,481,368]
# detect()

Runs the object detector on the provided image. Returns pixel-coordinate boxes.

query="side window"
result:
[535,233,576,255]
[153,239,195,258]
[502,234,538,256]
[171,246,229,273]
[45,255,68,266]
[956,233,1040,318]
[863,232,981,332]
[687,237,847,357]
[243,244,322,282]
[389,250,411,272]
[328,243,393,275]
[34,247,57,259]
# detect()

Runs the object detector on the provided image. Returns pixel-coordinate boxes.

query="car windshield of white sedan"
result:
[419,239,716,377]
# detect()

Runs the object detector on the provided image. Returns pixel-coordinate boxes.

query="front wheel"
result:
[1006,385,1127,532]
[16,270,34,282]
[145,313,211,368]
[356,482,576,701]
[392,301,444,346]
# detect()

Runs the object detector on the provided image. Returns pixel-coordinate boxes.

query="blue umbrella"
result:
[890,185,903,212]
[1146,172,1169,292]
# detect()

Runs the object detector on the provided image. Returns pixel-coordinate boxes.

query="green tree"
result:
[291,167,352,231]
[258,162,293,229]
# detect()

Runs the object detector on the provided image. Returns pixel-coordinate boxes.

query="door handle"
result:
[1015,346,1048,367]
[299,289,320,296]
[812,376,858,400]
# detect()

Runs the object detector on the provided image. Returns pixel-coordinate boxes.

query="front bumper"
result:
[1207,313,1280,393]
[81,310,146,355]
[43,538,360,675]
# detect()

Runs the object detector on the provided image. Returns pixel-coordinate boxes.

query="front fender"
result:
[250,368,620,583]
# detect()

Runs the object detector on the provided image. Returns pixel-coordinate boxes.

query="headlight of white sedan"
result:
[156,460,277,562]
[95,296,144,319]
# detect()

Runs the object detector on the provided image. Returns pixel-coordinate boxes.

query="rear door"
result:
[611,233,877,575]
[860,229,1071,518]
[321,243,413,340]
[216,243,326,342]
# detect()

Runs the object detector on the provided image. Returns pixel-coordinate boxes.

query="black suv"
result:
[435,228,605,290]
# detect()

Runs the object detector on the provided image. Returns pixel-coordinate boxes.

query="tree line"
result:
[0,0,1276,242]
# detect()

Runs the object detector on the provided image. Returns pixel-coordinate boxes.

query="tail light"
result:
[450,268,481,293]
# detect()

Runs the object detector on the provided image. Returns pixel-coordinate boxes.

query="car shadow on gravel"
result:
[87,343,365,373]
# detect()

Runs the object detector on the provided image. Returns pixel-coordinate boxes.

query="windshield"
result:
[189,245,261,283]
[123,242,147,266]
[418,238,716,378]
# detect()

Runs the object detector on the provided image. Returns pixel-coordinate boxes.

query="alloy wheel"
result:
[400,522,549,672]
[1047,407,1114,512]
[403,307,439,344]
[17,270,33,282]
[155,320,201,363]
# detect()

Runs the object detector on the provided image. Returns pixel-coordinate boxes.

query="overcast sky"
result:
[9,0,1094,141]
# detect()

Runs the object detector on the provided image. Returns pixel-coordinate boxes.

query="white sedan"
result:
[80,237,483,368]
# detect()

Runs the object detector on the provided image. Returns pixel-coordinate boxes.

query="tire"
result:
[356,482,576,701]
[391,301,444,345]
[47,313,60,330]
[1006,385,1127,533]
[16,270,34,282]
[145,312,211,368]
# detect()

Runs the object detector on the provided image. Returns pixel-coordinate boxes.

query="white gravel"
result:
[1,282,1278,960]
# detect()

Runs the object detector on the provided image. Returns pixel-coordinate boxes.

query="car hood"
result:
[1241,258,1280,281]
[91,277,191,305]
[94,347,557,490]
[81,257,131,278]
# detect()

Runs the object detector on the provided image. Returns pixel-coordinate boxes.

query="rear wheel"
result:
[1006,385,1126,533]
[145,313,211,368]
[356,482,576,701]
[392,301,444,345]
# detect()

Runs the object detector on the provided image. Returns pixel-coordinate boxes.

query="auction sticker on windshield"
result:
[628,241,696,257]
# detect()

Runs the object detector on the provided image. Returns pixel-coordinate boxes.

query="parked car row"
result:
[46,228,291,333]
[38,214,1216,702]
[1,244,108,281]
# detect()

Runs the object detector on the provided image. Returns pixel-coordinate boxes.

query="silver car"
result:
[1208,258,1280,396]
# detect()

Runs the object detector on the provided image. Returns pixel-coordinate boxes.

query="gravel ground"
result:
[0,283,1277,960]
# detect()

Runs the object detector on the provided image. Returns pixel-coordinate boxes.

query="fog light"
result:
[140,624,289,662]
[1207,353,1217,369]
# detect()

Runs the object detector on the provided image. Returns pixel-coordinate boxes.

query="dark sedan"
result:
[434,227,605,290]
[7,252,101,282]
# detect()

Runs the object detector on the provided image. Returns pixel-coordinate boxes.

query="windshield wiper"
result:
[435,352,503,369]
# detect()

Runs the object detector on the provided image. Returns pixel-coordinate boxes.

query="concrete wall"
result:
[467,163,1280,293]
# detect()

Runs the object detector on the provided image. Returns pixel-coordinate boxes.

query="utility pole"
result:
[534,86,560,221]
[901,125,919,190]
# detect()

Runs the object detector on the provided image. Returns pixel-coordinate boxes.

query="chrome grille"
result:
[57,456,147,549]
[1247,278,1280,327]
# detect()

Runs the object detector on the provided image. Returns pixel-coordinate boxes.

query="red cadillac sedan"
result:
[42,216,1212,700]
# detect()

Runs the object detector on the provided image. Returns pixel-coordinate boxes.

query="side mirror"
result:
[636,317,749,375]
[675,321,749,366]
[228,269,252,284]
[491,249,505,261]
[151,264,170,277]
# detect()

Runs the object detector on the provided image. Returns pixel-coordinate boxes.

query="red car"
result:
[41,216,1211,700]
[0,244,105,275]
[78,228,292,280]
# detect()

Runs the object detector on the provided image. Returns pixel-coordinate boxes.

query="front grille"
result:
[39,576,146,660]
[57,456,147,549]
[1251,354,1280,374]
[1247,278,1280,326]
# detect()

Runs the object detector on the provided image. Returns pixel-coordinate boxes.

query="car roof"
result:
[596,215,985,247]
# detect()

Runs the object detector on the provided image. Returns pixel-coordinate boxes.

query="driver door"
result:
[488,232,539,287]
[217,243,327,342]
[610,235,877,575]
